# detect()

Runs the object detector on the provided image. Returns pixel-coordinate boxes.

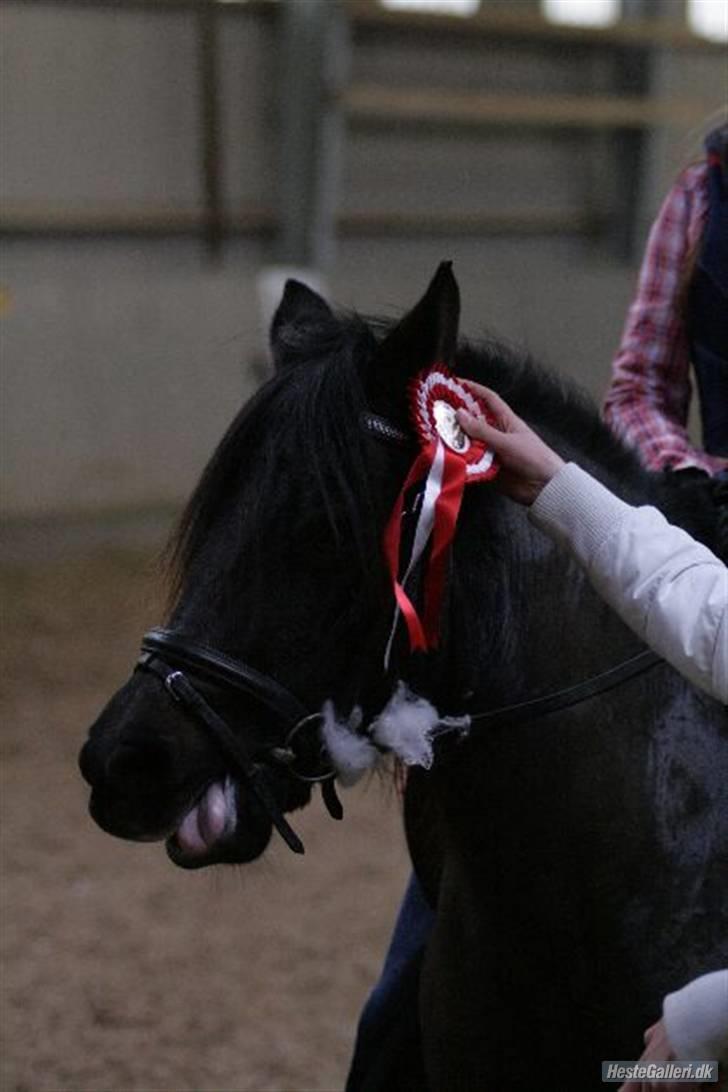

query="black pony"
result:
[80,265,727,1090]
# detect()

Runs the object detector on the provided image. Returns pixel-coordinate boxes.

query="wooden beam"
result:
[0,203,601,238]
[345,86,714,131]
[0,205,276,237]
[339,207,602,236]
[347,0,725,52]
[10,0,278,13]
[13,0,723,53]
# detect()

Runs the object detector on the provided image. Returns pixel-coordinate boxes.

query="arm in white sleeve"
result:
[662,970,728,1062]
[529,463,728,704]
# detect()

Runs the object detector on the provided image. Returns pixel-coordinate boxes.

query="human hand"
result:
[617,1019,704,1092]
[456,381,564,506]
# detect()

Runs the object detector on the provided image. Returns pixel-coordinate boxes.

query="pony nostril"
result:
[86,741,170,841]
[89,791,152,841]
[88,789,146,841]
[106,737,166,789]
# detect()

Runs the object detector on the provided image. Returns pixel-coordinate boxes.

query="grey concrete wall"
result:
[1,2,724,519]
[0,4,275,211]
[1,239,267,516]
[1,3,275,516]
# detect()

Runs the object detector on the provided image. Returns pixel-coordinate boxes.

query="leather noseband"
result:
[137,627,341,855]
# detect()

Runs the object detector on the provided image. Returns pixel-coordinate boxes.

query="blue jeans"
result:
[346,873,435,1092]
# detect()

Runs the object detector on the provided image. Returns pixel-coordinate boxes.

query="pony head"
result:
[79,264,465,867]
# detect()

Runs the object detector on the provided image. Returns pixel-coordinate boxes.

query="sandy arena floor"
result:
[1,549,410,1092]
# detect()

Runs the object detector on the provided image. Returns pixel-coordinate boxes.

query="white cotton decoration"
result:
[320,702,379,787]
[370,683,440,770]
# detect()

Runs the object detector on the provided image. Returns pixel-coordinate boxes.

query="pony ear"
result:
[270,280,336,371]
[367,261,460,418]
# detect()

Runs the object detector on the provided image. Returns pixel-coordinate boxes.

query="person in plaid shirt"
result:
[604,123,728,477]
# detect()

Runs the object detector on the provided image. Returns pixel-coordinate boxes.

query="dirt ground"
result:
[1,548,411,1092]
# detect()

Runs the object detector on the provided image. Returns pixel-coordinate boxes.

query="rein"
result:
[137,625,662,856]
[431,649,662,739]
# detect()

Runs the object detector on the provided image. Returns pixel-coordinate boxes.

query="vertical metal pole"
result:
[275,0,348,272]
[198,0,224,260]
[311,5,349,272]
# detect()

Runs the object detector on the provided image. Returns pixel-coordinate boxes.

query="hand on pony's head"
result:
[456,382,564,507]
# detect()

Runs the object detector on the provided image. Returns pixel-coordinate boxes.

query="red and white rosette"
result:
[383,365,499,665]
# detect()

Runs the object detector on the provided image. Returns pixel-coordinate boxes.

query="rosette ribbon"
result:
[382,366,499,667]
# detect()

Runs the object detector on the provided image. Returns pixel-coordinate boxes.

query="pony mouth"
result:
[167,778,238,864]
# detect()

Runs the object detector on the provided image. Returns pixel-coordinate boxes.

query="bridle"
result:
[137,628,341,854]
[136,411,663,855]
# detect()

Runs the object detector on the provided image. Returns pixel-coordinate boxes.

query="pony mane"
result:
[166,308,681,609]
[166,312,384,604]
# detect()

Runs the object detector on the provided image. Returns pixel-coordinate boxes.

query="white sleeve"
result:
[529,463,728,704]
[662,970,728,1062]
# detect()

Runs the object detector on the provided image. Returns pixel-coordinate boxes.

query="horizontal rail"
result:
[6,0,277,13]
[11,0,723,52]
[348,1,725,52]
[340,207,601,237]
[345,86,715,131]
[0,204,598,239]
[0,205,276,238]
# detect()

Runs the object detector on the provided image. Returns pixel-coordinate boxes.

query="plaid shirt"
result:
[603,163,728,476]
